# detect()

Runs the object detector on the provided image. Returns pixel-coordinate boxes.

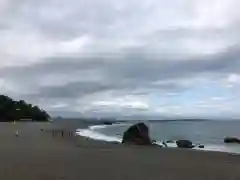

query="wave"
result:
[75,124,128,142]
[76,124,240,154]
[76,128,122,142]
[89,123,131,130]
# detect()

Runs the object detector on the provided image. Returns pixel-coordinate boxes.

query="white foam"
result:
[76,123,132,142]
[76,124,240,154]
[156,141,240,154]
[89,125,109,130]
[76,128,122,142]
[89,123,131,130]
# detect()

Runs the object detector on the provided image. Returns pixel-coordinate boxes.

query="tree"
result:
[0,95,50,122]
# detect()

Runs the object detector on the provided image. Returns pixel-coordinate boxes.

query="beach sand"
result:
[0,121,240,180]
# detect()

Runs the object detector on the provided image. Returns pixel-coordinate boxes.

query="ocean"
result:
[76,120,240,154]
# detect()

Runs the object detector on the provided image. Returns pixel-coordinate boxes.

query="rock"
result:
[224,137,240,144]
[176,140,195,148]
[162,141,168,147]
[198,145,204,148]
[122,123,152,145]
[166,140,174,143]
[103,121,113,125]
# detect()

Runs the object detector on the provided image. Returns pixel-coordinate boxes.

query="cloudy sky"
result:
[0,0,240,119]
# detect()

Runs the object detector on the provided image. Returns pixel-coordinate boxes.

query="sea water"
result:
[76,120,240,154]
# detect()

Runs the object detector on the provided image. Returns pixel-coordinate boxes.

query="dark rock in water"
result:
[162,141,168,147]
[103,121,113,125]
[224,137,240,144]
[122,123,152,145]
[198,145,204,148]
[176,140,195,148]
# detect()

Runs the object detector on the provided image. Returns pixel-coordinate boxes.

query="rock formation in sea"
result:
[176,140,195,148]
[103,121,113,125]
[165,140,175,143]
[122,123,153,145]
[224,137,240,144]
[198,145,204,148]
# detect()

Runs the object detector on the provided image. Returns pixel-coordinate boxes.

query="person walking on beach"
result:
[52,131,56,137]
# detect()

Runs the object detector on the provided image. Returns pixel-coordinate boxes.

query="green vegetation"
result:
[0,95,50,122]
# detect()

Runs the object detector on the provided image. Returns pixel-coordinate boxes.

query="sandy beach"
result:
[0,121,240,180]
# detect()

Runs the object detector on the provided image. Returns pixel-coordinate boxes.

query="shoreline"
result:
[76,122,240,155]
[50,121,240,157]
[1,121,240,179]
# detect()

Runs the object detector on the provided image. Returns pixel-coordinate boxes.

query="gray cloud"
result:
[0,0,240,117]
[2,45,240,78]
[1,46,239,99]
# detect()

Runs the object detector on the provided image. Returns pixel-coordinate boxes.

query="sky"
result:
[0,0,240,119]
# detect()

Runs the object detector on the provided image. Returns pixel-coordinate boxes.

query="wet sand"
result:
[0,121,240,180]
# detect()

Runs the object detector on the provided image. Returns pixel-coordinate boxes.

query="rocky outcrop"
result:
[224,137,240,144]
[103,121,113,125]
[176,140,195,148]
[166,140,175,143]
[162,141,168,147]
[122,123,152,145]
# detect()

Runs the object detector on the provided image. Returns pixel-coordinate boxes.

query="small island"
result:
[0,95,50,122]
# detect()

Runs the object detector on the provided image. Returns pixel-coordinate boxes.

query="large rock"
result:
[103,121,113,125]
[122,123,152,145]
[224,137,240,144]
[176,140,195,148]
[198,145,204,148]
